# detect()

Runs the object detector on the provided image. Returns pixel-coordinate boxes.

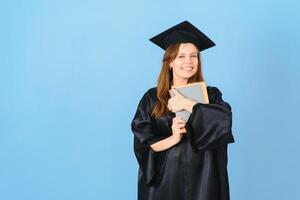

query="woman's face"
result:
[170,43,199,84]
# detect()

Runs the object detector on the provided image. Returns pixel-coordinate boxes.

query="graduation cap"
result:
[149,20,215,52]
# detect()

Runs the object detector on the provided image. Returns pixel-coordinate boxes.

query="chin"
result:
[181,72,197,79]
[174,70,197,81]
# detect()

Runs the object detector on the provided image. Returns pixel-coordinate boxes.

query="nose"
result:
[185,56,192,64]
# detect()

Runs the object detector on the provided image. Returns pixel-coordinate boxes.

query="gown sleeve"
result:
[185,87,235,152]
[131,90,169,186]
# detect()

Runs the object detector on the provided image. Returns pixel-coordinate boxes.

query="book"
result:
[169,81,209,121]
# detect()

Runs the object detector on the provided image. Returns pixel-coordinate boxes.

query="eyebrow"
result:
[178,52,198,55]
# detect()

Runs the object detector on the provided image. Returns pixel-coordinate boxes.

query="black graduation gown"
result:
[131,86,235,200]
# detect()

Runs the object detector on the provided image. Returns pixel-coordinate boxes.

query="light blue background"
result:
[1,0,299,199]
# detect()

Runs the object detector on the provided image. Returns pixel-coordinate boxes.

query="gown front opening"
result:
[131,86,235,200]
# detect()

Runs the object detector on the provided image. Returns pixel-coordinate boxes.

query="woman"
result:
[131,21,235,200]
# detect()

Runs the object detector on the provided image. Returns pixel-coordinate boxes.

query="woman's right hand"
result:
[171,116,187,142]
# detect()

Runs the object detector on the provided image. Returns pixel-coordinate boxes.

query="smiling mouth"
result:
[181,67,193,71]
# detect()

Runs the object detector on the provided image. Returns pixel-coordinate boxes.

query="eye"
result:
[191,55,197,58]
[178,55,184,58]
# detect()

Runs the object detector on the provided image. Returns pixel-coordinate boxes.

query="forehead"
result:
[178,43,199,53]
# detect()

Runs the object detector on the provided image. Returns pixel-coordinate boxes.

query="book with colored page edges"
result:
[169,81,209,121]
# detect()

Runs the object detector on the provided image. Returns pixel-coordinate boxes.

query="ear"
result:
[169,60,174,69]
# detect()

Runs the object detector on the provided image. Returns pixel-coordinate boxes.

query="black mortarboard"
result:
[149,20,215,52]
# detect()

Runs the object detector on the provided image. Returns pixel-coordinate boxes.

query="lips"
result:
[181,66,193,71]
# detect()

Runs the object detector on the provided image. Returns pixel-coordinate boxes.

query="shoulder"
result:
[206,85,224,103]
[143,86,157,100]
[207,85,231,110]
[138,86,157,105]
[207,85,223,96]
[146,87,157,97]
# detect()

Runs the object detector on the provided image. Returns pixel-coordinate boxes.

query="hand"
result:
[167,89,188,112]
[171,116,186,141]
[168,88,198,113]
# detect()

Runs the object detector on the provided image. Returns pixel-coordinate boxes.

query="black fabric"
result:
[149,20,215,51]
[131,86,235,200]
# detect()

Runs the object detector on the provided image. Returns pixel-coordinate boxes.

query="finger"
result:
[177,123,186,128]
[168,89,173,97]
[172,89,180,96]
[177,119,186,124]
[173,116,185,122]
[175,124,185,130]
[168,104,174,111]
[177,121,186,126]
[180,128,187,134]
[173,116,179,122]
[173,117,185,124]
[179,128,186,134]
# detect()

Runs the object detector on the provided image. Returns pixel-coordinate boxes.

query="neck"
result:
[173,77,188,86]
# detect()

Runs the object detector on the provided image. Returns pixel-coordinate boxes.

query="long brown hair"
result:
[151,43,205,118]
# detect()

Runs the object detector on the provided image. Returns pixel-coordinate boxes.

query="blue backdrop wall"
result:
[1,0,299,199]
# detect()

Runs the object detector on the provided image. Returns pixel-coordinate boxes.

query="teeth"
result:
[181,67,193,70]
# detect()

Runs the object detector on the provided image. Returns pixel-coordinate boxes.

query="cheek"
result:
[193,59,198,65]
[193,67,198,73]
[172,60,182,69]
